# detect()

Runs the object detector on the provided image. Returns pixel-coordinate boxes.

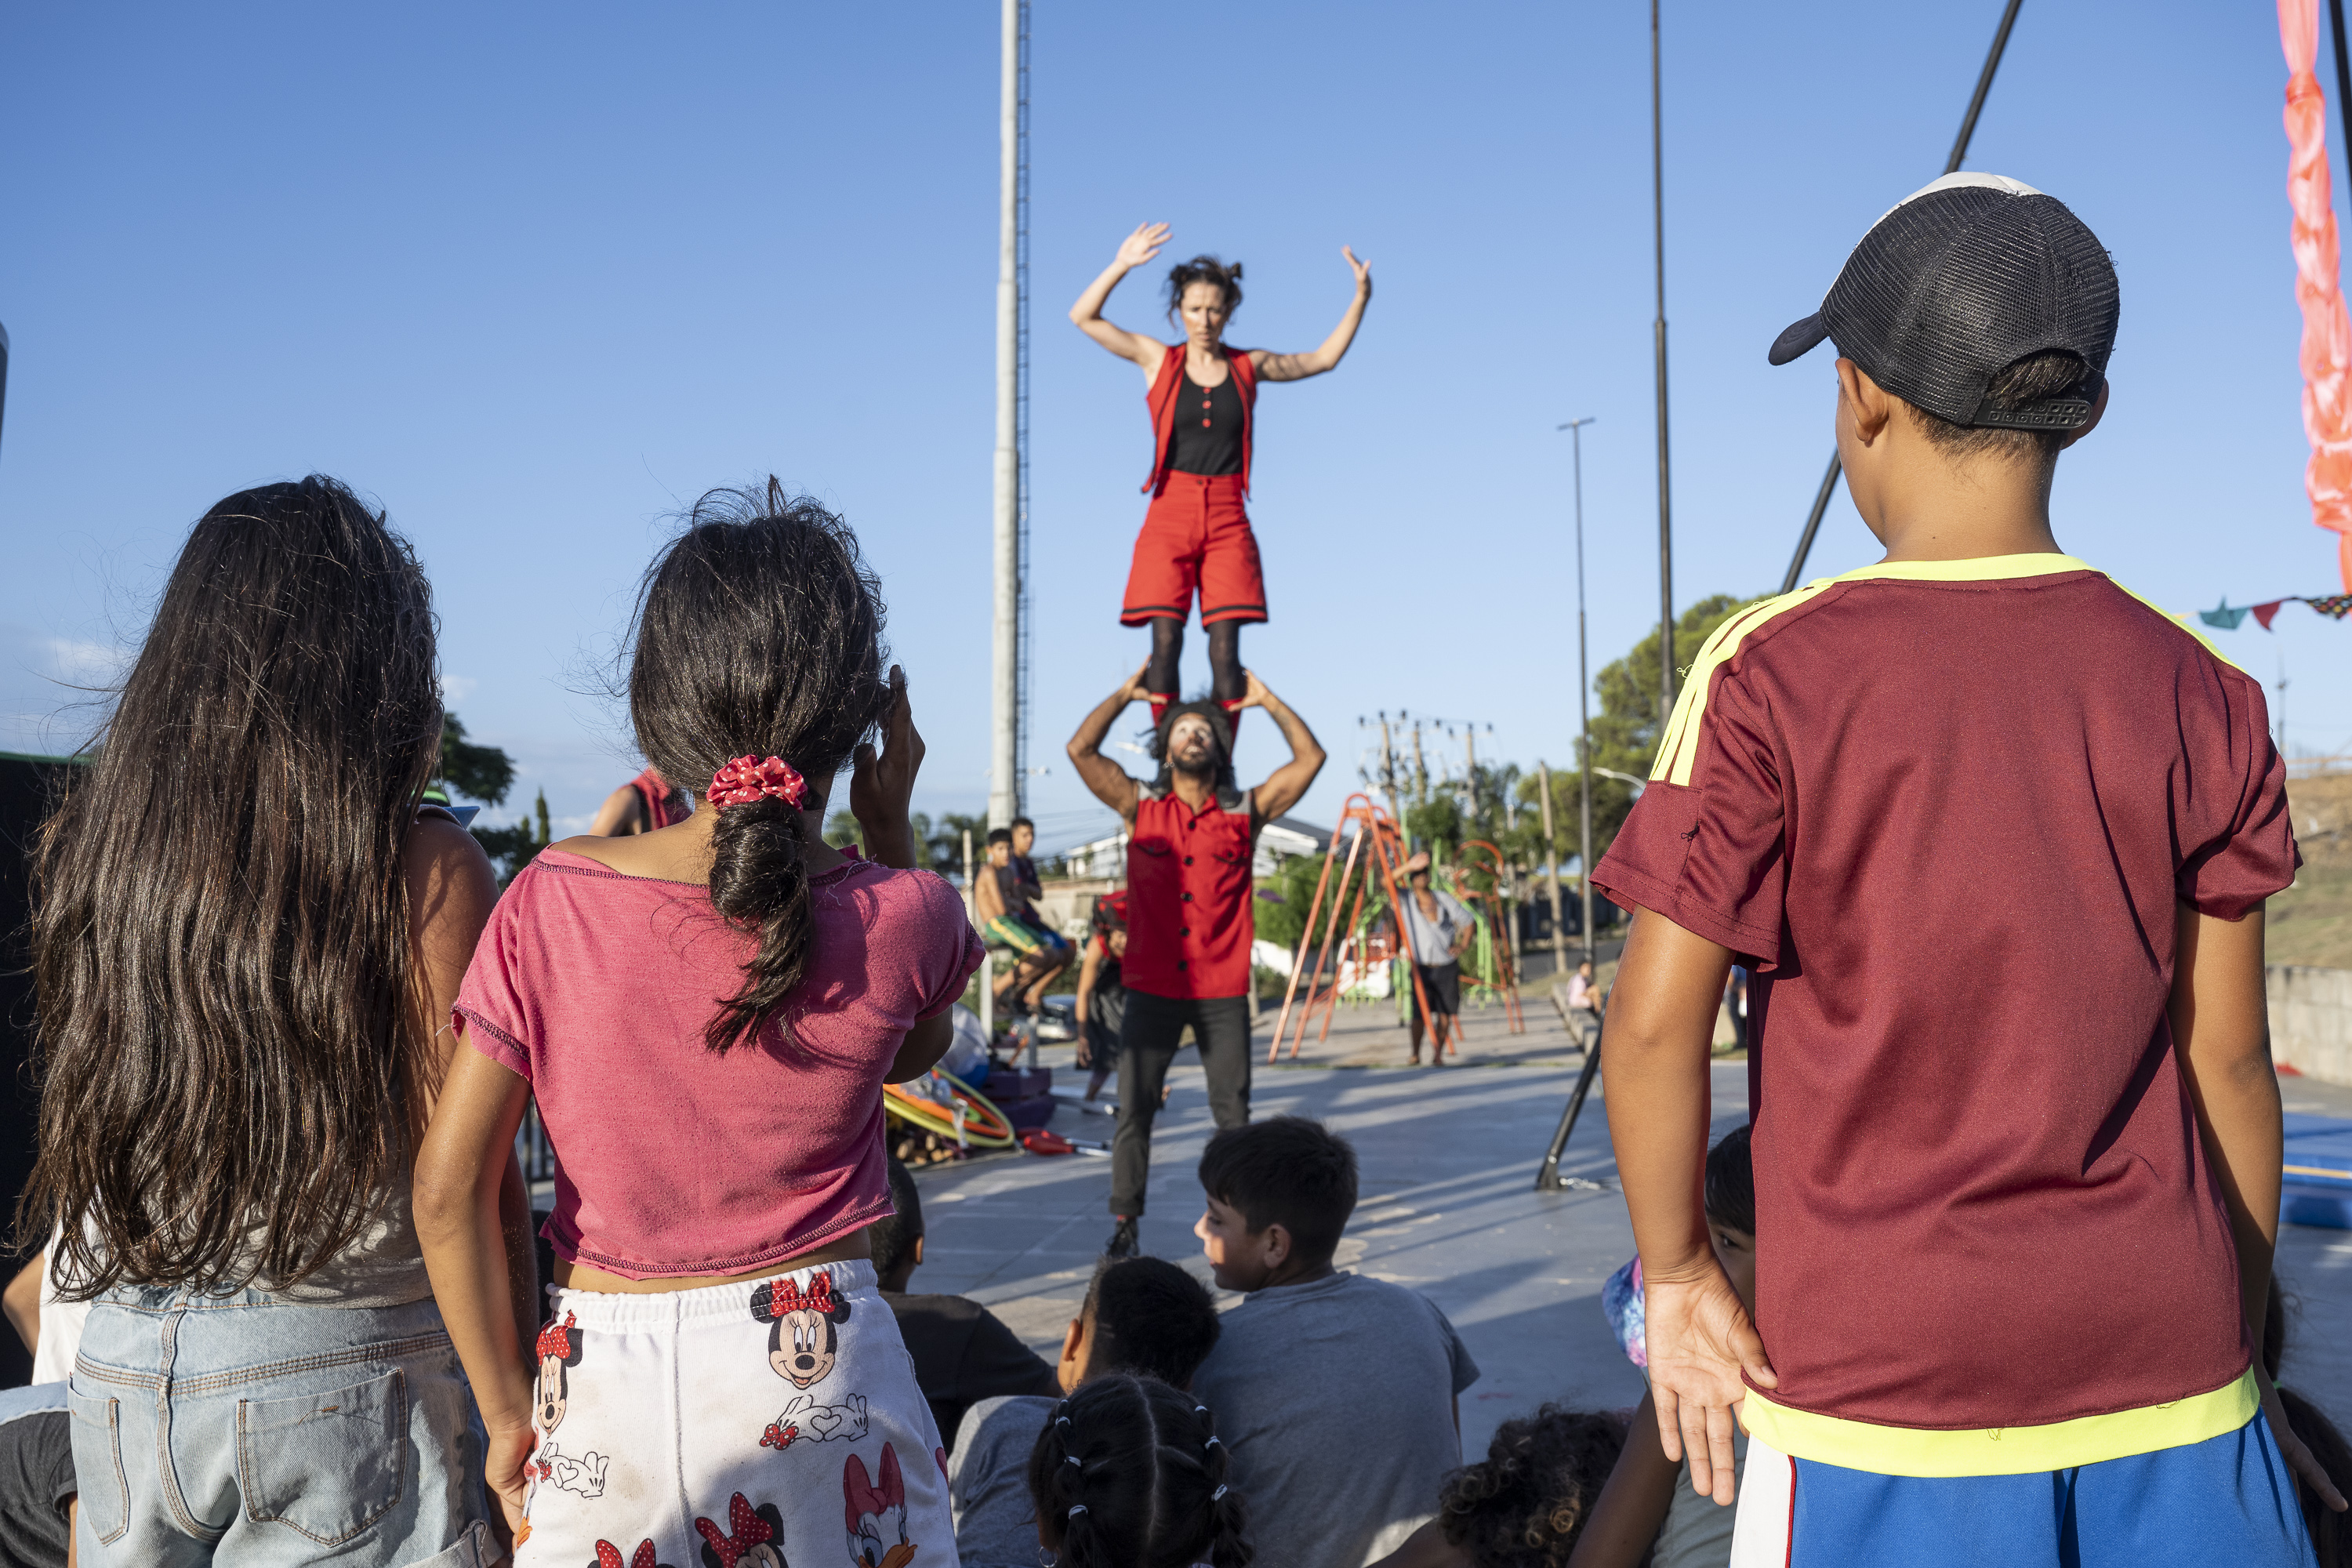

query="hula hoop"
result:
[884,1066,1015,1149]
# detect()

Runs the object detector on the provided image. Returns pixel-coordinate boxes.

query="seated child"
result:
[1025,1374,1250,1568]
[1187,1116,1481,1568]
[950,1254,1221,1567]
[872,1156,1061,1450]
[1569,1124,1755,1568]
[1367,1406,1629,1568]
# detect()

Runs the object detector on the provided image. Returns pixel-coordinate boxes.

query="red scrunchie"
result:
[707,755,807,811]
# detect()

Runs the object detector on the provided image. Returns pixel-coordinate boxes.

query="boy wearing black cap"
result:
[1592,174,2343,1565]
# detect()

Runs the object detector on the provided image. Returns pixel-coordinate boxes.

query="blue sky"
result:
[3,2,2347,854]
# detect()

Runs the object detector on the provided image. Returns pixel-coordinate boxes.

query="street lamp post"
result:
[1558,417,1597,964]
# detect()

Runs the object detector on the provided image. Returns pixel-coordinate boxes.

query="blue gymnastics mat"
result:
[2283,1113,2352,1230]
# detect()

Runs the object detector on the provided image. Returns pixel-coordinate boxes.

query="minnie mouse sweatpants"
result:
[514,1260,956,1568]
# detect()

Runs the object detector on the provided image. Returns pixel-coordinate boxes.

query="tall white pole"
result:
[989,0,1022,830]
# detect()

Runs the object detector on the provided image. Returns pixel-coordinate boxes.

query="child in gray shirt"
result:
[1187,1116,1481,1568]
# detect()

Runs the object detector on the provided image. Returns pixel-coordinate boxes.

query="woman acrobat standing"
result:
[1069,223,1370,731]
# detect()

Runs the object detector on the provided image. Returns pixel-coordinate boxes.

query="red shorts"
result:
[1120,473,1268,627]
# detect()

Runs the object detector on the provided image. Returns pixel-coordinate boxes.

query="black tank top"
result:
[1166,368,1243,477]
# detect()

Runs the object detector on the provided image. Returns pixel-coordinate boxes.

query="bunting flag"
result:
[2201,600,2251,630]
[2199,593,2350,628]
[2281,0,2352,592]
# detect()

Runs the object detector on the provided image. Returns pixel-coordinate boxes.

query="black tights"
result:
[1145,618,1243,704]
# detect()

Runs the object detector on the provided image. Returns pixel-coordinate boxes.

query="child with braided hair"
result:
[1025,1376,1252,1568]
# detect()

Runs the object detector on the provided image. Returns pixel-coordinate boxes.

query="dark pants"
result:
[1110,989,1253,1217]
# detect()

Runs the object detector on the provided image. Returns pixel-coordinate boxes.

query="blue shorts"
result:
[1733,1414,2318,1568]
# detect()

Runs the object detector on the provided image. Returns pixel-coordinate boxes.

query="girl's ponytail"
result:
[626,481,891,1055]
[704,794,815,1054]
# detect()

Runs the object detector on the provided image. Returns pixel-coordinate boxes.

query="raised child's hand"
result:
[1644,1264,1777,1505]
[851,666,924,868]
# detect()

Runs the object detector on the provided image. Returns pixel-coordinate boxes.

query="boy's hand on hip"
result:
[1645,1265,1777,1506]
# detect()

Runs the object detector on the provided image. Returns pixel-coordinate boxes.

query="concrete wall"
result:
[2270,964,2352,1086]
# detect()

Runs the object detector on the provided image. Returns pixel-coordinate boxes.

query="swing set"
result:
[1265,798,1524,1062]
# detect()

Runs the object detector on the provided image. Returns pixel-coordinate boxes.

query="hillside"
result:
[2273,771,2352,971]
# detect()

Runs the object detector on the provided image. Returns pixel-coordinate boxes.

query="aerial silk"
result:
[2281,0,2352,592]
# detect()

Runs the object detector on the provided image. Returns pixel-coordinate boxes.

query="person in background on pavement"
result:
[1386,852,1475,1065]
[975,826,1073,1016]
[1073,891,1131,1101]
[1189,1116,1479,1568]
[949,1255,1221,1567]
[871,1156,1061,1450]
[1068,664,1325,1259]
[1368,1406,1630,1568]
[586,764,691,835]
[1569,1124,1757,1568]
[1564,959,1603,1048]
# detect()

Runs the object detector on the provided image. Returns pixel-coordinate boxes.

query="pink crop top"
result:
[453,848,984,1279]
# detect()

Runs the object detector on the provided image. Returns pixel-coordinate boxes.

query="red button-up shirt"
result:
[1123,791,1254,1000]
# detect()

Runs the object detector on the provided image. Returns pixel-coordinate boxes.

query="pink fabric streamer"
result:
[2281,0,2352,592]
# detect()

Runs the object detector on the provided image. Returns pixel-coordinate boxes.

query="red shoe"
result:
[1220,698,1245,741]
[1148,694,1171,731]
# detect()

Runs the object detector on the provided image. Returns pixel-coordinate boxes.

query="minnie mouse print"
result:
[750,1272,855,1391]
[530,1312,612,1505]
[695,1494,789,1568]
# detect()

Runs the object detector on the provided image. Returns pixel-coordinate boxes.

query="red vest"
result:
[1122,792,1254,1000]
[1142,345,1258,499]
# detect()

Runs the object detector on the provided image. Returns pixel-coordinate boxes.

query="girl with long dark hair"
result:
[1070,224,1370,731]
[28,477,513,1565]
[414,483,982,1565]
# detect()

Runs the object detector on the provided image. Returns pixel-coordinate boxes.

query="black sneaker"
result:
[1105,1217,1141,1259]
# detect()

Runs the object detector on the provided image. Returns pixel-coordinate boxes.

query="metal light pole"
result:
[988,0,1029,829]
[1558,418,1598,964]
[1778,0,2025,593]
[1651,0,1675,732]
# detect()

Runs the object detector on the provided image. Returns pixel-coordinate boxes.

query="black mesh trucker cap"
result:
[1769,172,2118,431]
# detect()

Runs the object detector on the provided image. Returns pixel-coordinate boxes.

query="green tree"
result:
[1583,594,1766,862]
[435,713,514,808]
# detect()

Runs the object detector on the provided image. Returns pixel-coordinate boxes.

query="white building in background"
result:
[1063,814,1331,881]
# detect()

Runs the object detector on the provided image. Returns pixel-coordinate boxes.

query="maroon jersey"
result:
[1593,554,2296,1472]
[1123,792,1254,1000]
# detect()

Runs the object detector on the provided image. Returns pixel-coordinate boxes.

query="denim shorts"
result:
[67,1285,495,1567]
